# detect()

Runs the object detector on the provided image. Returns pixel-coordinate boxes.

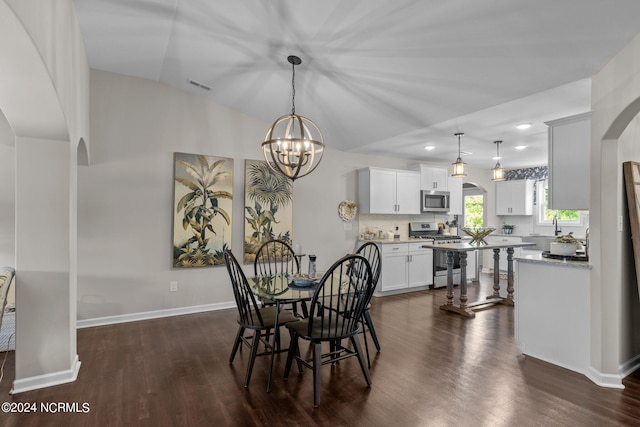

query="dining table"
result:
[421,240,535,318]
[248,273,320,392]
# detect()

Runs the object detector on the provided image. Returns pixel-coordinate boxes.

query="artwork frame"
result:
[172,152,233,268]
[243,159,294,264]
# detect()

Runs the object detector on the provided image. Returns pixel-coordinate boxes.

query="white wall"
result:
[78,70,437,321]
[0,110,15,305]
[591,31,640,379]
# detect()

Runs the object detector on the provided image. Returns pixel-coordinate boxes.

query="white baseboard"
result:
[11,354,81,394]
[585,366,625,389]
[76,301,236,329]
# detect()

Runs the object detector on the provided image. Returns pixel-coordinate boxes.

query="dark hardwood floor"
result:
[1,275,640,426]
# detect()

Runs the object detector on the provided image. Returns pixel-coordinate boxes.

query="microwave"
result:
[421,190,450,212]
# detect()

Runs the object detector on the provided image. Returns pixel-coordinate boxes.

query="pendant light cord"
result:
[291,60,296,115]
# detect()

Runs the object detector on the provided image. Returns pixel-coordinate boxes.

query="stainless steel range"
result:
[408,222,462,288]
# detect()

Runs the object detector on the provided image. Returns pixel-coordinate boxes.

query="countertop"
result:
[514,253,592,269]
[359,238,427,244]
[420,241,536,251]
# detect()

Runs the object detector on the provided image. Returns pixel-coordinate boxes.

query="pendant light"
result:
[492,140,505,181]
[262,55,325,181]
[451,132,466,177]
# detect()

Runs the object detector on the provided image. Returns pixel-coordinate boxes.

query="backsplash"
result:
[358,213,455,240]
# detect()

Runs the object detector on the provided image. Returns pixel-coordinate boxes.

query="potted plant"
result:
[550,232,578,256]
[502,224,514,234]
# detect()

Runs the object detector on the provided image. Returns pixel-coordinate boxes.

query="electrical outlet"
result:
[169,281,178,292]
[618,215,624,232]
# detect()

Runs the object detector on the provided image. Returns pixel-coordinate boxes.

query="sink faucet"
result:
[553,215,562,236]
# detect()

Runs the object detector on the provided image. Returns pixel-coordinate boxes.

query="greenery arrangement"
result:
[503,224,514,234]
[555,232,578,244]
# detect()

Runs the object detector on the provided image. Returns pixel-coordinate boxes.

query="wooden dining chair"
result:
[283,254,374,407]
[355,242,382,367]
[224,250,299,388]
[254,239,307,317]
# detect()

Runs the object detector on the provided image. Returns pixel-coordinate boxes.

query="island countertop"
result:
[514,252,592,269]
[421,241,535,251]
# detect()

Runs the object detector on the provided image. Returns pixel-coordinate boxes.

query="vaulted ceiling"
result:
[74,0,640,168]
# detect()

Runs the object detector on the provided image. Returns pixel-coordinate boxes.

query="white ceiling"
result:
[74,0,640,169]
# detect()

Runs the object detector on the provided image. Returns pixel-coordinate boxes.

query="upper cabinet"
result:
[496,180,534,215]
[358,167,420,214]
[447,176,463,215]
[545,112,591,210]
[411,164,448,191]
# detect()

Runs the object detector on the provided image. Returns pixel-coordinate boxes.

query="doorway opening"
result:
[463,183,486,227]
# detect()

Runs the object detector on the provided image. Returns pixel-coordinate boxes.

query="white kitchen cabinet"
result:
[358,167,420,214]
[408,242,433,288]
[546,112,591,210]
[516,260,590,375]
[447,176,463,215]
[495,180,534,215]
[411,164,448,191]
[379,243,409,292]
[377,242,433,293]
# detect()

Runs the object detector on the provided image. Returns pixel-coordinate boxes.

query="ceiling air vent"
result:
[188,79,211,91]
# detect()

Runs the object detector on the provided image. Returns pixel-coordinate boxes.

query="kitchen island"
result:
[514,253,591,376]
[421,240,535,318]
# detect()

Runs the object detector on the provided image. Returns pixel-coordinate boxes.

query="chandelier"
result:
[262,55,325,181]
[451,132,466,177]
[492,140,505,181]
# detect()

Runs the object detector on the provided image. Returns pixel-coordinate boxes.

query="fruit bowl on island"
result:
[461,227,496,246]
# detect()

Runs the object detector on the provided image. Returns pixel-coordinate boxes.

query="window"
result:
[537,180,581,224]
[464,194,484,227]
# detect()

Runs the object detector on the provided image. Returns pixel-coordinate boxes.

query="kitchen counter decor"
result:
[550,233,578,256]
[461,227,496,245]
[502,224,514,234]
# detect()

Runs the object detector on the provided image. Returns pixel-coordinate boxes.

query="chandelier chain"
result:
[291,60,296,115]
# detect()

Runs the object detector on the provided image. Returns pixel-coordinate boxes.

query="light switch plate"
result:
[618,215,623,232]
[343,222,352,231]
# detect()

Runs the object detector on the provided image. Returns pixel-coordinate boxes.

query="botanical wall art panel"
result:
[173,152,233,268]
[243,159,293,264]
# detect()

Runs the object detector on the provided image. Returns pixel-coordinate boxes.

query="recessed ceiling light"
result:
[516,123,532,130]
[514,145,527,150]
[492,156,502,160]
[461,151,472,155]
[424,145,435,150]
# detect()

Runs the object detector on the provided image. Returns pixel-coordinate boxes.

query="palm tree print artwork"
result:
[173,153,233,267]
[243,159,293,264]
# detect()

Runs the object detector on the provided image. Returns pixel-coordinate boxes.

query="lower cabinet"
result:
[377,242,433,293]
